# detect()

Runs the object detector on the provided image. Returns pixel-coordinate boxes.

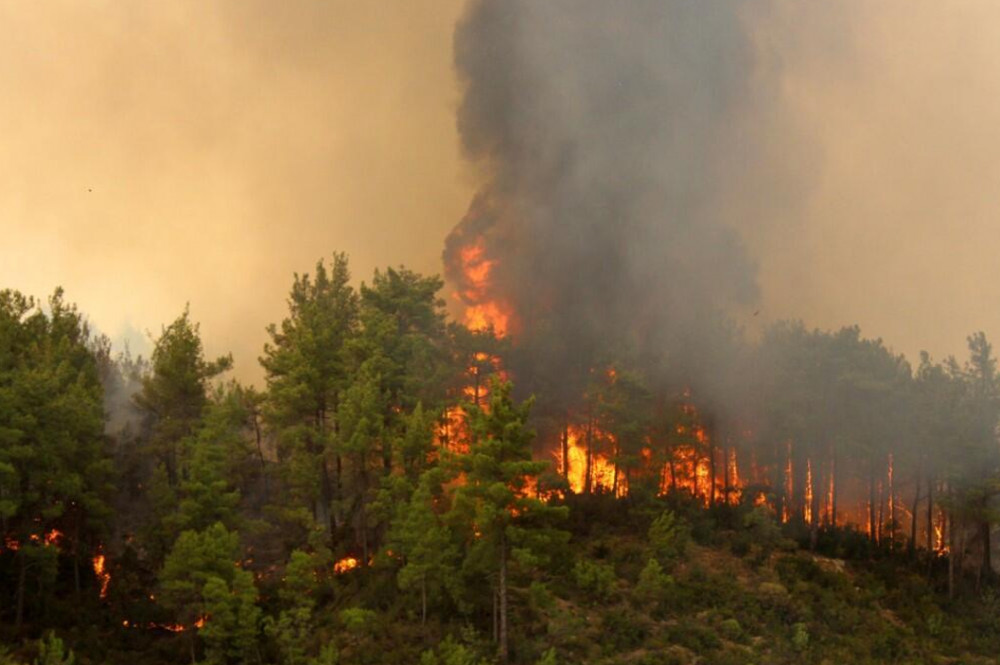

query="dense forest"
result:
[4,252,1000,665]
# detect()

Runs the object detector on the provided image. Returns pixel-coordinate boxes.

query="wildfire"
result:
[93,552,111,599]
[334,556,360,574]
[464,303,509,337]
[437,406,471,453]
[559,425,626,497]
[804,460,814,524]
[454,238,512,337]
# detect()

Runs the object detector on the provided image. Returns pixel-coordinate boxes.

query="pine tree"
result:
[389,467,458,624]
[449,379,568,663]
[0,289,112,624]
[261,253,359,536]
[137,307,232,488]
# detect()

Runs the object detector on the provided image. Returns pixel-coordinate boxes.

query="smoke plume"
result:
[445,0,803,401]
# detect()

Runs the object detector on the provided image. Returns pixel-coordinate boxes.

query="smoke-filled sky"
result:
[3,1,1000,380]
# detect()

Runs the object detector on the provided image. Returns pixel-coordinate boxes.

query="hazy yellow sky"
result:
[3,1,1000,379]
[0,1,469,377]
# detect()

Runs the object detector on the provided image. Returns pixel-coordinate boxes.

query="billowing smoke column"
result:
[445,0,778,404]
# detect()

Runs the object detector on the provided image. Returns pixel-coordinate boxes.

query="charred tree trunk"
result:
[926,475,934,553]
[810,457,821,551]
[561,423,569,483]
[583,417,594,495]
[707,429,716,508]
[723,443,731,503]
[792,445,807,525]
[868,460,877,544]
[877,480,884,546]
[888,454,896,550]
[909,461,921,559]
[612,460,620,498]
[830,445,838,527]
[948,514,956,600]
[772,440,786,523]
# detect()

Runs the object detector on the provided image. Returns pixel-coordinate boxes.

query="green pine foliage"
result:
[8,263,1000,665]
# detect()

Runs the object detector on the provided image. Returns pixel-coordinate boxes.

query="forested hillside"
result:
[3,254,1000,664]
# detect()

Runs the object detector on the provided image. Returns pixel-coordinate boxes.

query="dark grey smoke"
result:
[445,1,795,404]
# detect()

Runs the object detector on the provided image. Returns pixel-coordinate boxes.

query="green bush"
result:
[719,618,743,641]
[649,511,689,565]
[572,559,617,601]
[791,623,809,652]
[601,610,648,652]
[635,558,673,609]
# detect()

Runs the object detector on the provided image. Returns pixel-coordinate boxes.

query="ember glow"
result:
[93,552,111,599]
[334,556,360,574]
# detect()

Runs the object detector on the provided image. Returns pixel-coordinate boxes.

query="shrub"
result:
[649,511,689,565]
[791,623,809,652]
[34,633,74,665]
[601,610,648,651]
[572,559,617,601]
[635,558,673,608]
[719,618,743,641]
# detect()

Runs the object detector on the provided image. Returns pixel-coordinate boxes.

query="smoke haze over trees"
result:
[6,1,1000,663]
[4,1,1000,374]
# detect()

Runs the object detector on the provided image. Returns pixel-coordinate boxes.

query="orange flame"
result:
[93,552,111,599]
[454,238,512,336]
[334,556,360,574]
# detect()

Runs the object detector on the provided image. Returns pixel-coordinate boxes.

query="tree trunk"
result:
[868,460,877,544]
[492,586,498,643]
[888,453,896,550]
[792,445,807,524]
[723,443,731,503]
[499,533,508,664]
[981,514,991,582]
[876,479,884,547]
[830,446,838,528]
[252,408,269,502]
[334,453,344,528]
[561,424,569,484]
[909,462,921,559]
[926,475,934,553]
[317,457,333,538]
[948,514,956,601]
[73,512,82,600]
[421,576,427,626]
[583,417,594,495]
[809,457,821,551]
[612,459,620,498]
[708,433,716,507]
[15,551,27,630]
[772,441,786,523]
